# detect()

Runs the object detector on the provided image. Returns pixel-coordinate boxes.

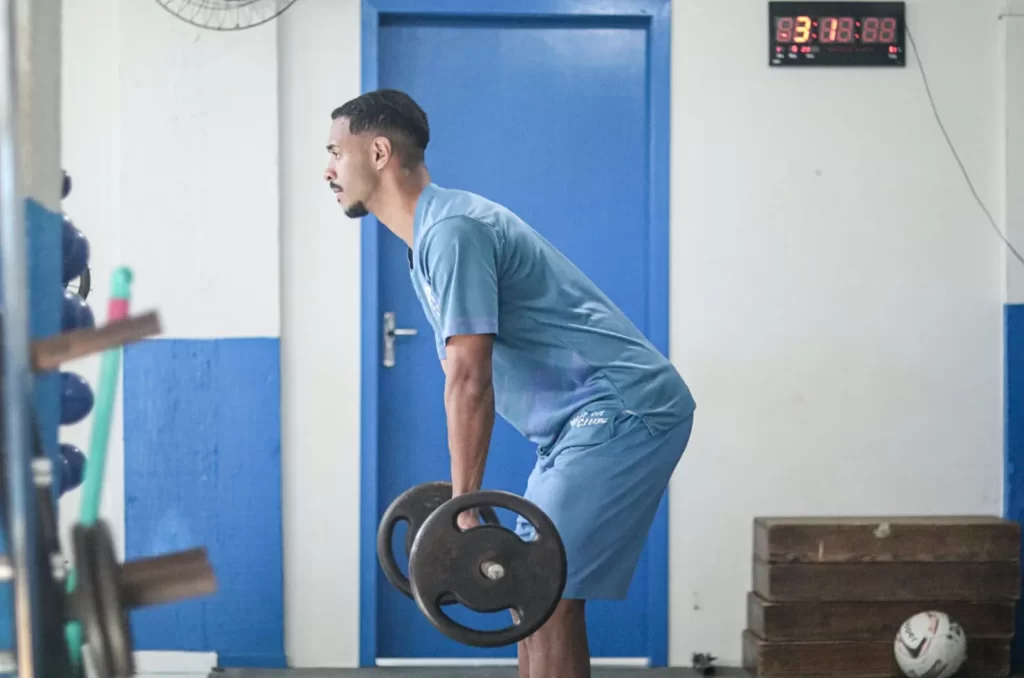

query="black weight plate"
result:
[72,524,112,678]
[408,490,566,648]
[92,520,135,677]
[377,481,498,603]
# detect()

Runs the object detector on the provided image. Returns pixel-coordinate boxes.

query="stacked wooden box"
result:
[743,516,1021,677]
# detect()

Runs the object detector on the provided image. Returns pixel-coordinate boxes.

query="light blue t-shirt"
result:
[409,183,695,450]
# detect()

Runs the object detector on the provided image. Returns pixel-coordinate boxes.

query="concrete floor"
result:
[212,668,1024,677]
[213,671,740,677]
[212,670,1024,678]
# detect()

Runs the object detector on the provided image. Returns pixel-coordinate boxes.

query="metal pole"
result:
[0,0,41,673]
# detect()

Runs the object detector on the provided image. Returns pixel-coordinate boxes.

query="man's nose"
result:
[324,167,335,182]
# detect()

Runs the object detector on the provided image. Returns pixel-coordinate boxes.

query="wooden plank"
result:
[30,311,162,371]
[741,628,1010,677]
[753,516,1020,563]
[747,592,1015,641]
[753,559,1021,601]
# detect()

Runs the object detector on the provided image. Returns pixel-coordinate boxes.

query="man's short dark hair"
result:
[331,89,430,168]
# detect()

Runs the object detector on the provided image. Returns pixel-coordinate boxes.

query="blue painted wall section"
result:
[1006,303,1024,671]
[0,198,63,658]
[123,337,284,668]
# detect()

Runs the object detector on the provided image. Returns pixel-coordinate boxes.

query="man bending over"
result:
[324,88,696,678]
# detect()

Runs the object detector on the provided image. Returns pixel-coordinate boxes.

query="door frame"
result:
[358,0,673,667]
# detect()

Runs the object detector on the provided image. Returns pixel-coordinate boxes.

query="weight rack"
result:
[0,4,219,677]
[0,0,46,672]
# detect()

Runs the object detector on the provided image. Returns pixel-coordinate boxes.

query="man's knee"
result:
[549,598,585,620]
[526,599,585,644]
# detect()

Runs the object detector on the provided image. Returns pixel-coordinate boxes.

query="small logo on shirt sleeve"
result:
[422,283,441,320]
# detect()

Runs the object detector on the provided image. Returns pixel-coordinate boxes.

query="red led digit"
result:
[862,17,880,43]
[820,17,838,43]
[879,17,897,43]
[836,17,855,43]
[776,16,794,43]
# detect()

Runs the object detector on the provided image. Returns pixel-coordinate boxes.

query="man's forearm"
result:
[444,375,495,496]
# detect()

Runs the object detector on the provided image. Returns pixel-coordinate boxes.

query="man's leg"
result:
[525,599,591,678]
[513,411,694,676]
[515,459,545,678]
[517,639,530,678]
[513,611,530,678]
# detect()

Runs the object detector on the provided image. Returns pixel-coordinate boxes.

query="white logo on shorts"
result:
[569,410,608,428]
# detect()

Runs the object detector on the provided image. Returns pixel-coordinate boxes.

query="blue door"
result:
[364,0,672,666]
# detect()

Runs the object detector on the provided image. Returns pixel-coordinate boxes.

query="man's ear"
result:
[372,136,393,169]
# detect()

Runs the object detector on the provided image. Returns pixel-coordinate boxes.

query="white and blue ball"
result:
[893,610,966,678]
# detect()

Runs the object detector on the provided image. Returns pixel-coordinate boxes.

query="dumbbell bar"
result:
[377,481,567,648]
[71,519,217,678]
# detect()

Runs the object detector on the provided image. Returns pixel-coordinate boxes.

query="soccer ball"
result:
[893,611,967,678]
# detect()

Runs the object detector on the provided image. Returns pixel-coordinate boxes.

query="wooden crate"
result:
[747,592,1015,641]
[742,629,1011,677]
[754,516,1021,563]
[752,558,1021,601]
[745,516,1021,677]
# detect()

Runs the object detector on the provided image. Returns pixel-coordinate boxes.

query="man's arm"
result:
[444,334,495,497]
[423,216,501,503]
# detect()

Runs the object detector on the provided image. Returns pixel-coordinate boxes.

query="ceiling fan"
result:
[154,0,301,31]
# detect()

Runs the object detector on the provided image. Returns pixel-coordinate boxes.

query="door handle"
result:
[383,311,418,368]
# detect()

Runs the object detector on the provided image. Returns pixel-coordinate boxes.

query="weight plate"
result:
[92,520,135,677]
[408,490,566,648]
[72,524,112,678]
[377,481,498,603]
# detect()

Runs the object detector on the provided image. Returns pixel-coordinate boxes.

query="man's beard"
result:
[344,201,369,219]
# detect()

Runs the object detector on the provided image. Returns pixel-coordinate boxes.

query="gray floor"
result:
[211,670,1024,678]
[213,669,744,677]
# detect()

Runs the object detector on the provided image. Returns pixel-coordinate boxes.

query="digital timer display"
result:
[769,2,906,67]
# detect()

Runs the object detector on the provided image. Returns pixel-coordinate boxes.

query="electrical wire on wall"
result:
[905,22,1024,268]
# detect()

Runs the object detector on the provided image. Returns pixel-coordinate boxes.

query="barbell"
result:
[376,481,567,648]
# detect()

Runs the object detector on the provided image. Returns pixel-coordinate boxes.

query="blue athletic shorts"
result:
[514,407,694,600]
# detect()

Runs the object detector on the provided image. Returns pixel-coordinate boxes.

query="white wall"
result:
[278,0,361,666]
[17,0,62,210]
[59,0,282,549]
[61,0,1010,668]
[60,0,358,667]
[1007,0,1024,304]
[59,0,122,561]
[670,0,1006,659]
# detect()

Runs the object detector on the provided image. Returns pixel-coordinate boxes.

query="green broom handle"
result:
[78,266,132,525]
[65,266,133,667]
